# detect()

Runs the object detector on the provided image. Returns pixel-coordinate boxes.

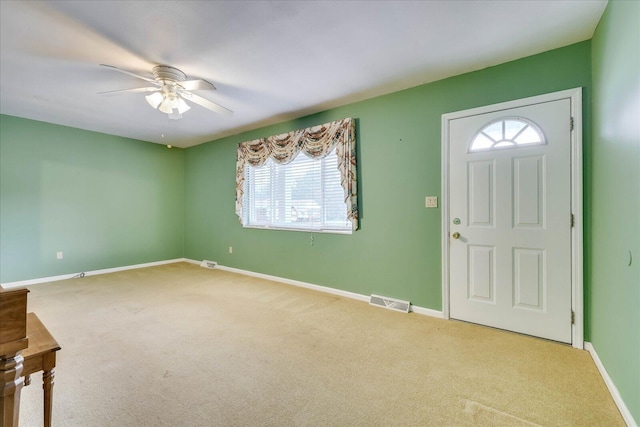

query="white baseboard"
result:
[585,342,637,427]
[410,304,445,318]
[213,262,369,302]
[0,258,188,288]
[187,259,444,320]
[1,272,79,289]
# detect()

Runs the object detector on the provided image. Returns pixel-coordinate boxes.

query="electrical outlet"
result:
[57,251,63,260]
[425,196,438,208]
[228,246,233,254]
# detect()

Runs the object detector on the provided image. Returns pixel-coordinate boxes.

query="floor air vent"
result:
[369,294,410,313]
[200,260,217,269]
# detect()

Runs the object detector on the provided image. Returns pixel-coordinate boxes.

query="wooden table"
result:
[21,313,61,427]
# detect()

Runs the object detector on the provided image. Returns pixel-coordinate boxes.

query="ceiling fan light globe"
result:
[145,92,163,109]
[177,97,191,114]
[158,98,174,114]
[168,112,182,120]
[166,95,178,109]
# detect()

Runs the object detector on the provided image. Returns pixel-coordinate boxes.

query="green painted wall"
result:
[590,0,640,422]
[0,116,185,283]
[184,41,592,310]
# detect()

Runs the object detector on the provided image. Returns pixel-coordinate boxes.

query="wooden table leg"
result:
[42,353,56,427]
[1,354,25,427]
[42,369,54,427]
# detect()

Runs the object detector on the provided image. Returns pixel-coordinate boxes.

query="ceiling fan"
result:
[99,64,233,120]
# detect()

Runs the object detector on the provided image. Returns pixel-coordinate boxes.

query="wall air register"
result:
[200,260,218,269]
[369,294,410,313]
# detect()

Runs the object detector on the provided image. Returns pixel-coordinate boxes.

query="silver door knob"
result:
[452,232,461,239]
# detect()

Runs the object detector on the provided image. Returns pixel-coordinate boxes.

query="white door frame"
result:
[441,88,583,349]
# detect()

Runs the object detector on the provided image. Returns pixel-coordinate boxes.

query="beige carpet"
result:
[17,262,623,426]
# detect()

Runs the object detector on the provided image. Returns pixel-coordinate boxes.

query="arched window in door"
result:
[469,118,545,152]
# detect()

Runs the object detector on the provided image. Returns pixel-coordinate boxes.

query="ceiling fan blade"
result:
[98,87,160,96]
[180,91,233,116]
[100,64,159,85]
[178,79,216,91]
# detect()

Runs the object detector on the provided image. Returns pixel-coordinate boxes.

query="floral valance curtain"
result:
[235,117,358,230]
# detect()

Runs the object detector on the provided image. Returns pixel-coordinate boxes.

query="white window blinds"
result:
[243,148,351,233]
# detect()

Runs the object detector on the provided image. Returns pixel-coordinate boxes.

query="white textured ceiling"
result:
[0,1,607,148]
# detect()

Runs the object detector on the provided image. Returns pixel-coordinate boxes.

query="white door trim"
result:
[441,88,583,349]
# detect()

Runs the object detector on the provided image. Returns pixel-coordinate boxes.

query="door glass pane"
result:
[470,118,545,152]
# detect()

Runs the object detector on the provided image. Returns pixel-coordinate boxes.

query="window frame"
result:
[242,149,353,235]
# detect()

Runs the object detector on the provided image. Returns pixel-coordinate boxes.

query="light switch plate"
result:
[425,196,438,208]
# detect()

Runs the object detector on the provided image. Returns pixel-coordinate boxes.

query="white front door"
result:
[448,98,573,343]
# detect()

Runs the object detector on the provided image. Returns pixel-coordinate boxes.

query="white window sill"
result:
[242,224,353,235]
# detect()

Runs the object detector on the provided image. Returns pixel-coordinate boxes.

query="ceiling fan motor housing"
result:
[153,65,186,84]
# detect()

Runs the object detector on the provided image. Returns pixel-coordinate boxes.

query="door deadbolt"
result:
[453,218,461,225]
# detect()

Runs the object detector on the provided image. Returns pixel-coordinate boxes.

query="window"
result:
[235,118,358,233]
[243,148,351,233]
[469,118,545,152]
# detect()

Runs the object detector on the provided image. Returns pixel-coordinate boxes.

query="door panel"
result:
[468,160,495,227]
[513,156,544,228]
[449,99,572,343]
[513,248,545,310]
[468,245,495,302]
